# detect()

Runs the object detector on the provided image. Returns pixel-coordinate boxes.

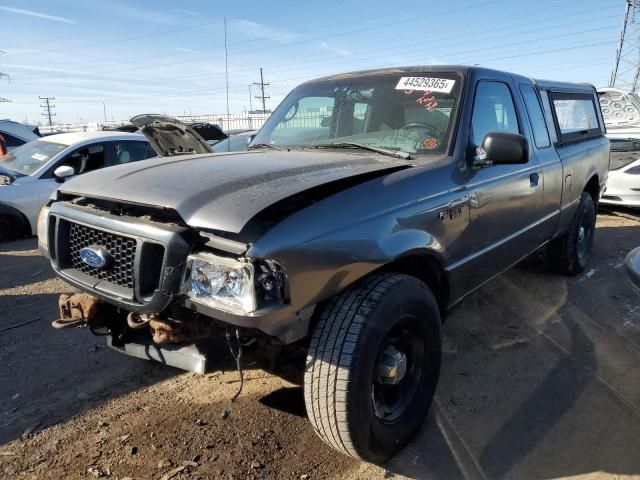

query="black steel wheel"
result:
[304,273,441,463]
[0,213,23,243]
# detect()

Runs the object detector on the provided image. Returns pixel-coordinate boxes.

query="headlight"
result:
[626,165,640,175]
[36,206,50,255]
[183,252,256,314]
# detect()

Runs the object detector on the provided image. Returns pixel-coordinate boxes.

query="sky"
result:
[0,0,626,123]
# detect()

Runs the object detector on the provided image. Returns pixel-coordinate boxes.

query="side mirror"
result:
[53,165,75,182]
[474,132,529,166]
[626,247,640,290]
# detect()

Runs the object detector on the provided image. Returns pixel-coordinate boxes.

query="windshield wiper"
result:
[247,143,282,151]
[310,142,411,160]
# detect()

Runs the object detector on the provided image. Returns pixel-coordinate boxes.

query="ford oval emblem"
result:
[79,246,111,269]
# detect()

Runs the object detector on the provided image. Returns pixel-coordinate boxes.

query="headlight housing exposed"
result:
[36,206,50,255]
[184,252,256,314]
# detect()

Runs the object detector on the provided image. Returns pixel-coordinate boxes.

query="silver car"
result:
[0,131,156,241]
[0,119,40,151]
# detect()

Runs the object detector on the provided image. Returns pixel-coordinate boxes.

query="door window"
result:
[519,85,551,148]
[471,81,520,147]
[59,144,105,175]
[112,141,156,165]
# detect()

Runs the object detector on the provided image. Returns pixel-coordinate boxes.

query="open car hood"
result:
[130,114,225,157]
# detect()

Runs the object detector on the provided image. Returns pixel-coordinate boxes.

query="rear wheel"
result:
[304,273,441,463]
[0,213,24,243]
[547,192,596,275]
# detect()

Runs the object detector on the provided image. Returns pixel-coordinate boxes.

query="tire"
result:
[547,192,596,276]
[0,213,24,243]
[304,273,441,463]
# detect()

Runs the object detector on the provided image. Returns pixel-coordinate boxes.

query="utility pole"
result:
[253,68,270,114]
[609,1,640,91]
[39,96,56,127]
[223,17,230,129]
[102,102,107,124]
[0,50,10,103]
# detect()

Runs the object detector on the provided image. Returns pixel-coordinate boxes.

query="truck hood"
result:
[130,114,218,156]
[58,150,409,233]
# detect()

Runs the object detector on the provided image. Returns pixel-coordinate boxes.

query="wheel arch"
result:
[379,250,450,317]
[583,173,600,207]
[0,203,30,236]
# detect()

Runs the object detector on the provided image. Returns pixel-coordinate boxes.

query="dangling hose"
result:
[126,312,152,329]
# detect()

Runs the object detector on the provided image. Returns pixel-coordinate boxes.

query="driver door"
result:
[455,79,544,293]
[37,143,109,204]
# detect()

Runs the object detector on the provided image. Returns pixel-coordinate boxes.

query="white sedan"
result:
[597,88,640,207]
[0,131,157,241]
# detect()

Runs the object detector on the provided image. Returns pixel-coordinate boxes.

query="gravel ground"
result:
[0,211,639,480]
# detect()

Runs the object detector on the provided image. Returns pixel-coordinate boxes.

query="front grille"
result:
[68,222,137,288]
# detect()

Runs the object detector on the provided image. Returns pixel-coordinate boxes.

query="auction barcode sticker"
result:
[395,77,455,93]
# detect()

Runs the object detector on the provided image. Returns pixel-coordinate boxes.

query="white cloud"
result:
[175,47,197,53]
[230,19,298,44]
[1,48,42,56]
[319,42,352,57]
[0,6,75,24]
[174,9,203,18]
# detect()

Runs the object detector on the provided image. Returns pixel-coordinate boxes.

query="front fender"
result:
[248,163,465,314]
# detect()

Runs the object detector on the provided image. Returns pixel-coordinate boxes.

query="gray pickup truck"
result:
[39,66,609,463]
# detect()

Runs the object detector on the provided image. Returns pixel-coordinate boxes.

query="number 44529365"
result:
[395,77,455,93]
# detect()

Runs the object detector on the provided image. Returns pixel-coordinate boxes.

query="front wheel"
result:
[304,273,441,463]
[0,213,24,243]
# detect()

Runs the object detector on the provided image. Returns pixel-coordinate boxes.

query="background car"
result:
[602,137,640,207]
[0,119,40,151]
[0,131,157,242]
[211,129,258,153]
[598,87,640,207]
[627,247,640,290]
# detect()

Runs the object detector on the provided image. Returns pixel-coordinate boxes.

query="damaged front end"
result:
[52,291,236,374]
[42,195,304,375]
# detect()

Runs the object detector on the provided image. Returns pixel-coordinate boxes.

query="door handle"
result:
[529,172,540,187]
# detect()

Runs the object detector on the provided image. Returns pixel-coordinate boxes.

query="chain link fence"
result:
[37,113,273,135]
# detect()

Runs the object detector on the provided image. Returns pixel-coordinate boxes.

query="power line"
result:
[39,96,56,126]
[11,0,501,82]
[13,7,620,94]
[253,68,270,114]
[11,2,619,87]
[609,0,640,91]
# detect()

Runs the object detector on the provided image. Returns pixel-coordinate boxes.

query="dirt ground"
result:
[1,210,639,480]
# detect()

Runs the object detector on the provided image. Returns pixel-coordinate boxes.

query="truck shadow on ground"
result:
[383,225,640,479]
[2,226,639,478]
[257,225,640,479]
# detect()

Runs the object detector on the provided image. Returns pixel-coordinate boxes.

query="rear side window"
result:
[113,141,154,165]
[519,85,550,148]
[550,92,602,143]
[2,133,25,148]
[471,81,520,147]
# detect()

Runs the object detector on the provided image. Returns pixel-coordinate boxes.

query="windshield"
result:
[252,71,462,156]
[0,139,67,176]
